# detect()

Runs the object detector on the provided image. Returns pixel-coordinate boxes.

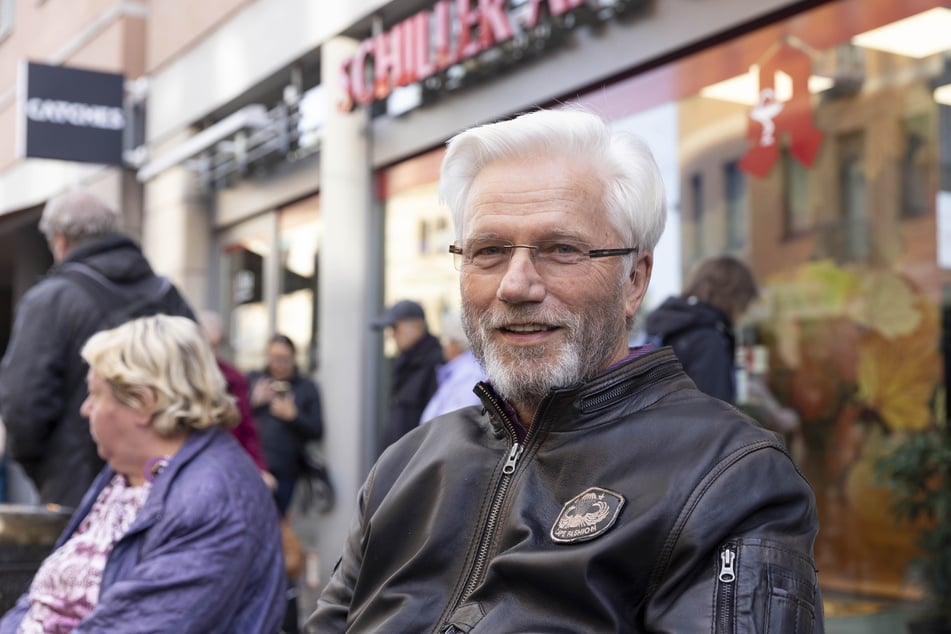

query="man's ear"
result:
[625,252,653,319]
[50,235,71,262]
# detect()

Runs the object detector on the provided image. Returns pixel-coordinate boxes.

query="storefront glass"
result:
[573,0,950,610]
[277,195,320,372]
[219,195,321,373]
[381,0,951,615]
[381,150,459,346]
[221,213,273,372]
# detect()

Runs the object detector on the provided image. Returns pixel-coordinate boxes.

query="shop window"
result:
[567,0,951,610]
[217,199,320,374]
[381,146,459,334]
[222,219,272,372]
[782,147,811,237]
[418,216,450,255]
[381,148,461,361]
[689,172,704,259]
[296,84,325,154]
[277,198,320,372]
[900,113,930,218]
[724,160,747,249]
[837,130,869,261]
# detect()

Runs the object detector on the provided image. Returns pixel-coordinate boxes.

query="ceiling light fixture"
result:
[935,83,951,106]
[851,8,951,59]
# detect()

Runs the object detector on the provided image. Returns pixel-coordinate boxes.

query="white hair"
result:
[438,108,667,252]
[81,315,238,436]
[440,311,470,350]
[39,190,122,243]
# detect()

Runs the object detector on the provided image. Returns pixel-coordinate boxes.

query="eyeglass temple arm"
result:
[588,248,638,259]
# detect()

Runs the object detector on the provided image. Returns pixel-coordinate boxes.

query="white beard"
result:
[462,278,627,411]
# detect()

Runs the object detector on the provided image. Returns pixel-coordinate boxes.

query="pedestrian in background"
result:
[419,311,485,424]
[309,108,822,632]
[248,334,324,517]
[645,258,803,442]
[248,333,323,634]
[644,254,758,404]
[371,299,443,448]
[0,315,286,634]
[198,310,275,488]
[0,190,193,508]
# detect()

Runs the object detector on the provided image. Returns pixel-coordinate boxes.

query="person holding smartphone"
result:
[248,334,324,516]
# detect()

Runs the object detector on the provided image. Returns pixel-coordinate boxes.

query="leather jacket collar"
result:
[476,347,692,439]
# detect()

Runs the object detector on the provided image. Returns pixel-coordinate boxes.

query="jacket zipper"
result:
[437,386,532,633]
[715,543,737,634]
[438,443,522,634]
[579,362,681,410]
[462,441,522,596]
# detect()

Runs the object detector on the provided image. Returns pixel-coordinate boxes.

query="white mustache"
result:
[480,307,572,332]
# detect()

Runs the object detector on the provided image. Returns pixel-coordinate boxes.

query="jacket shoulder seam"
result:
[644,439,784,597]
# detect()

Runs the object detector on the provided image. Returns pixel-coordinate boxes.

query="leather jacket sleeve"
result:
[307,467,375,630]
[644,442,824,633]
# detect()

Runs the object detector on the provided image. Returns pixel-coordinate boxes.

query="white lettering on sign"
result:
[339,0,633,110]
[26,98,125,130]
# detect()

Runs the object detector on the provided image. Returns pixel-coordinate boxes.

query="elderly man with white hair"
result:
[309,109,823,632]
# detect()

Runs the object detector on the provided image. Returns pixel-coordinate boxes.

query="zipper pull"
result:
[718,545,736,583]
[502,443,523,474]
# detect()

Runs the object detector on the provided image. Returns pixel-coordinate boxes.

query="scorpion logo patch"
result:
[551,487,625,544]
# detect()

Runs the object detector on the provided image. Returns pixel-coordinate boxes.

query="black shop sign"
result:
[19,61,125,165]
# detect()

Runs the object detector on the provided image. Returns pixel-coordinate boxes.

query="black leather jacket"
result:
[311,349,824,633]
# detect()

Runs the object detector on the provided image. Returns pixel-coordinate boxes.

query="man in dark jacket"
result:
[0,190,193,508]
[309,109,823,632]
[371,300,443,450]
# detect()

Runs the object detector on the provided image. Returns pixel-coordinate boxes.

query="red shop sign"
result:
[338,0,592,111]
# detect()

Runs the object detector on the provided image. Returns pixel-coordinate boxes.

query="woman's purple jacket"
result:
[0,427,287,634]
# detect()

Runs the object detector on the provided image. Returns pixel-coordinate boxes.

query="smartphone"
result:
[271,380,291,395]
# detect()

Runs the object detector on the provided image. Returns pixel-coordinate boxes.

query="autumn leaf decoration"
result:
[855,287,940,433]
[766,261,941,433]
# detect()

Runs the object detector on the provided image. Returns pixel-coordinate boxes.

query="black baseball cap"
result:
[371,300,425,329]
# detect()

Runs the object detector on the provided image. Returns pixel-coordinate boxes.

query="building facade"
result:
[0,0,949,620]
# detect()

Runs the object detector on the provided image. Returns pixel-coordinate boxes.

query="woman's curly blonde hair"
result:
[81,314,238,436]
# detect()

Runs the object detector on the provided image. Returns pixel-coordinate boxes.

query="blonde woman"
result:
[0,315,286,634]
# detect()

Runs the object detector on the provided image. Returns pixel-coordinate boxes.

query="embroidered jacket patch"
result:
[550,486,626,544]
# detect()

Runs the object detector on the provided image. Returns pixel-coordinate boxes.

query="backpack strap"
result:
[57,261,172,321]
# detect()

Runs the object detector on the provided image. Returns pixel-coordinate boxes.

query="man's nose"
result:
[497,248,546,303]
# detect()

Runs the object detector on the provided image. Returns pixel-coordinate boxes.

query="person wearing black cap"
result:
[372,300,444,450]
